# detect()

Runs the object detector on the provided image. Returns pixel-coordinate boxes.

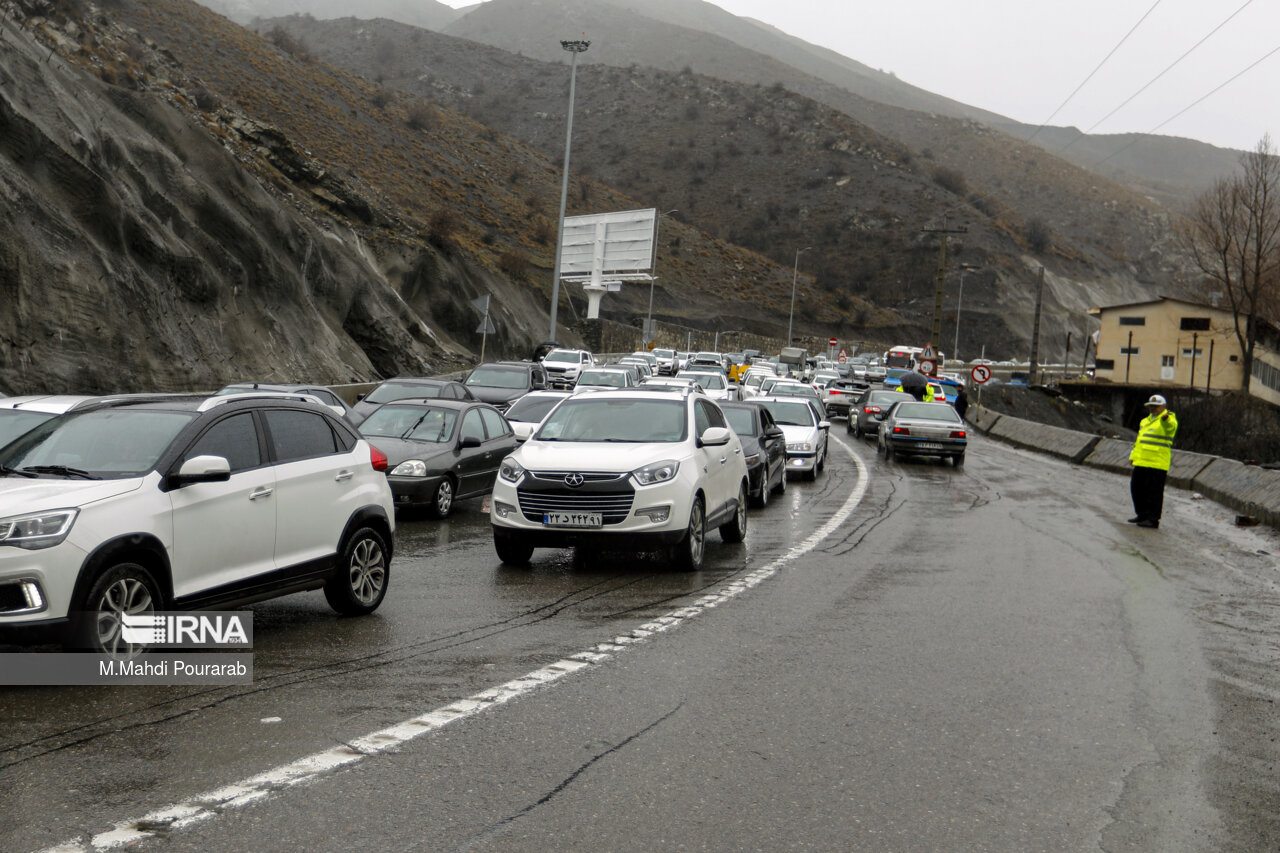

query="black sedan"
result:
[877,401,968,466]
[720,401,787,506]
[349,377,475,426]
[358,399,517,516]
[847,388,914,438]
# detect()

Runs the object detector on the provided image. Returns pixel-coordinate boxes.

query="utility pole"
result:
[548,38,590,341]
[1189,331,1198,388]
[922,226,968,349]
[1028,266,1046,385]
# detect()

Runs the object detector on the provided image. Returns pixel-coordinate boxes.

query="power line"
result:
[1058,0,1256,153]
[1092,41,1280,169]
[1025,0,1164,144]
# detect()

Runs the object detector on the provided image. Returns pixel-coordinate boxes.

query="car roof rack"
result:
[197,392,328,412]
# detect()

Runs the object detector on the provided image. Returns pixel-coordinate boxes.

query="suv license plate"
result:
[917,442,944,450]
[544,512,603,528]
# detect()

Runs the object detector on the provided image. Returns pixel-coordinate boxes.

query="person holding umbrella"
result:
[898,370,928,402]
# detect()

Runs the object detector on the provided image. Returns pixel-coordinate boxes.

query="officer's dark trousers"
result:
[1130,465,1168,522]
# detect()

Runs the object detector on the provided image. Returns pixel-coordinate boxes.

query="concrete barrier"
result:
[987,414,1101,463]
[1192,459,1280,527]
[1081,440,1216,489]
[964,406,1002,435]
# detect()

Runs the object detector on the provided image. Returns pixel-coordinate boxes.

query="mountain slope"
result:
[273,13,1196,359]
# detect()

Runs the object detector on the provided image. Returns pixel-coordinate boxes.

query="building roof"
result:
[1087,295,1229,315]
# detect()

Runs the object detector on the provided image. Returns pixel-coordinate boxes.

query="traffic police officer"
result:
[1129,394,1177,529]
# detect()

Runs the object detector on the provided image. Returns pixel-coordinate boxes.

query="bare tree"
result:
[1183,134,1280,391]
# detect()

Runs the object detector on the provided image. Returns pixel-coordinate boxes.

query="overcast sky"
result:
[440,0,1278,153]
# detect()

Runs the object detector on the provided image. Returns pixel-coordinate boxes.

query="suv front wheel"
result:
[325,527,389,615]
[669,497,706,572]
[720,482,748,543]
[72,562,163,655]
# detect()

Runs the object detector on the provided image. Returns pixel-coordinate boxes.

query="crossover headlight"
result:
[633,459,680,485]
[499,457,526,484]
[391,460,428,477]
[744,453,760,465]
[787,442,814,453]
[0,509,79,550]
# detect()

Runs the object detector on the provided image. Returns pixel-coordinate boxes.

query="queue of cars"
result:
[0,345,968,655]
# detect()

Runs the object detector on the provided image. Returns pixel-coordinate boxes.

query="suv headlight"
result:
[633,460,680,485]
[499,457,525,484]
[0,509,79,550]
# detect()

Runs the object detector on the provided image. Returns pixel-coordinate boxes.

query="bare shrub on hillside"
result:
[405,102,437,132]
[498,250,530,280]
[932,166,966,195]
[266,26,309,62]
[1025,217,1052,253]
[428,209,459,251]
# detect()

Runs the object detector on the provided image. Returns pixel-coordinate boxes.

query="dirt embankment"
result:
[972,385,1133,439]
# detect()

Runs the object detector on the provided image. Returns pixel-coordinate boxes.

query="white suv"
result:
[490,388,749,570]
[0,394,395,654]
[540,348,595,388]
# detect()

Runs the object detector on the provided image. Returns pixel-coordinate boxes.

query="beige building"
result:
[1089,296,1280,406]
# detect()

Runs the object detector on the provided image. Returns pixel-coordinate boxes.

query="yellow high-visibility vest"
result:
[1130,410,1178,470]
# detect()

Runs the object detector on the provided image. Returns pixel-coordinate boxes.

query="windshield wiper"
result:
[21,465,102,480]
[0,465,37,478]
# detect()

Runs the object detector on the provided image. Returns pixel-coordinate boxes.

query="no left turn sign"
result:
[971,364,992,384]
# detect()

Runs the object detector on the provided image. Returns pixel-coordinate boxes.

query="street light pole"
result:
[646,209,678,345]
[953,264,978,364]
[548,38,590,342]
[787,246,812,345]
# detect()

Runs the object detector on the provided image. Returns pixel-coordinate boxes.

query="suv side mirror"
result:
[698,426,732,447]
[170,454,231,487]
[763,426,784,439]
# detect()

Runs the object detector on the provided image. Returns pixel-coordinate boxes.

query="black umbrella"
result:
[897,371,928,400]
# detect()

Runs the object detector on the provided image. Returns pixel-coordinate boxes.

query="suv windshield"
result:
[683,373,725,390]
[359,405,458,442]
[465,367,529,390]
[1,409,195,478]
[365,381,442,405]
[0,410,61,448]
[543,351,582,365]
[536,398,687,443]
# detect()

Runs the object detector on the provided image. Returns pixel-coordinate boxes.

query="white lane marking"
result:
[43,437,869,853]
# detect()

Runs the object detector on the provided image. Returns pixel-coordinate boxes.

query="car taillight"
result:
[893,426,910,435]
[370,445,389,472]
[950,430,966,439]
[865,406,881,414]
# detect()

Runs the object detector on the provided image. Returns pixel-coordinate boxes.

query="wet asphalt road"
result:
[3,429,1280,851]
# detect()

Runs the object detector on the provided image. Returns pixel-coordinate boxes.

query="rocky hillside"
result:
[0,0,821,394]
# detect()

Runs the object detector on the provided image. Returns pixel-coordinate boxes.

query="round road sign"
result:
[918,358,937,375]
[971,364,992,384]
[838,355,848,364]
[828,337,838,347]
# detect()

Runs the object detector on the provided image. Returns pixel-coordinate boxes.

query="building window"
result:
[1181,348,1204,357]
[1095,359,1116,370]
[1253,360,1280,392]
[1161,355,1175,367]
[1230,355,1239,362]
[1180,317,1211,331]
[1120,346,1140,355]
[1118,316,1146,326]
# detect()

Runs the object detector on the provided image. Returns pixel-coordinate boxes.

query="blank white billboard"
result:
[559,208,657,278]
